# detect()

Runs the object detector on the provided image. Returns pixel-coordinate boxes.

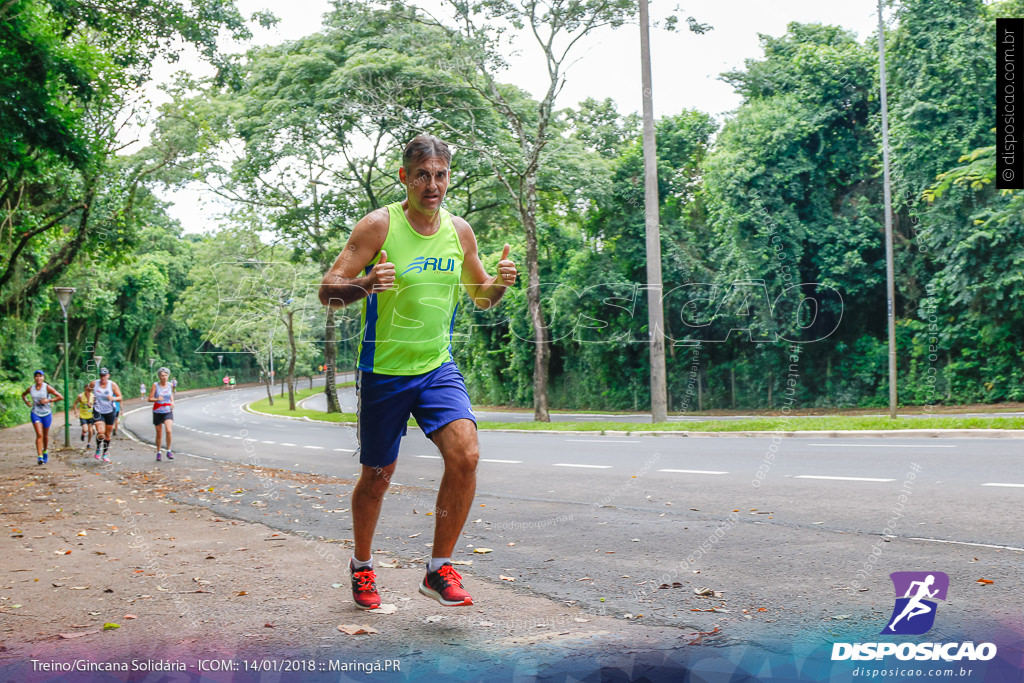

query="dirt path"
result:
[0,419,710,681]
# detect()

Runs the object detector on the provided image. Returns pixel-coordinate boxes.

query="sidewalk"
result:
[0,421,696,680]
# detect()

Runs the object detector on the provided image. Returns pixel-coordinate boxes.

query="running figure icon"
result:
[886,574,939,632]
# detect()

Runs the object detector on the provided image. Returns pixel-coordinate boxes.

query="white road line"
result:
[304,445,324,450]
[261,440,276,444]
[564,439,641,444]
[481,459,522,464]
[795,475,895,482]
[909,537,1024,552]
[982,482,1024,488]
[280,442,296,447]
[553,463,612,469]
[334,448,355,453]
[658,469,728,475]
[416,455,442,459]
[807,443,957,448]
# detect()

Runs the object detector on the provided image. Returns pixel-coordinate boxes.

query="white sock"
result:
[352,556,373,570]
[428,558,450,573]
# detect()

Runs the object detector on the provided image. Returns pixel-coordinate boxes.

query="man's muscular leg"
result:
[352,461,397,562]
[428,418,479,557]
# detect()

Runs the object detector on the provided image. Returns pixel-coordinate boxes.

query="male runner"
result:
[73,383,96,449]
[319,135,517,609]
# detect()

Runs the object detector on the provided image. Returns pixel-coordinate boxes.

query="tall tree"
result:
[408,0,683,420]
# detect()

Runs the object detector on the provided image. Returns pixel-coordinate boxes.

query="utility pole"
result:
[877,0,898,418]
[640,0,668,423]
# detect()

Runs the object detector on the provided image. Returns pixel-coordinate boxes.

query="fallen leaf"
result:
[264,623,275,628]
[473,548,493,554]
[331,583,344,589]
[234,591,248,597]
[370,604,397,615]
[124,614,137,619]
[977,579,994,585]
[479,621,494,627]
[59,630,100,639]
[55,550,72,555]
[451,560,473,566]
[378,560,400,569]
[408,533,421,538]
[424,615,445,623]
[69,586,89,590]
[573,617,590,623]
[694,587,715,596]
[102,623,119,630]
[499,575,516,582]
[507,542,516,547]
[338,624,378,636]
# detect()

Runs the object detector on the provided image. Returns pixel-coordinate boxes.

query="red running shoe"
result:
[419,563,473,606]
[349,560,381,610]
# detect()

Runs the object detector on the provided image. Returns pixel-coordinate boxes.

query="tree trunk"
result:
[286,310,297,411]
[324,308,341,413]
[522,180,550,422]
[266,374,274,406]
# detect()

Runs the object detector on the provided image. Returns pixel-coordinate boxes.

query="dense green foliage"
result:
[2,0,1020,426]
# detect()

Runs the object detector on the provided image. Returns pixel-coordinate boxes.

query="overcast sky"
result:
[154,0,885,233]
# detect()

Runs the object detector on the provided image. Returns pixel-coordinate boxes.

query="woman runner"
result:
[148,366,175,461]
[90,368,122,462]
[22,370,63,465]
[73,383,96,449]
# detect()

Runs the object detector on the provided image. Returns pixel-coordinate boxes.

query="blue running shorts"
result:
[31,413,53,429]
[356,361,476,468]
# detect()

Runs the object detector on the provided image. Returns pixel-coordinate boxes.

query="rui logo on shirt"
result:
[401,256,457,276]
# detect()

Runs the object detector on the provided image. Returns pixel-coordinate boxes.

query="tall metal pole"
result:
[640,0,668,423]
[62,315,70,447]
[877,0,897,418]
[54,287,75,448]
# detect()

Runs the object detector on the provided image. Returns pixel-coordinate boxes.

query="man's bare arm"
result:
[319,209,394,309]
[455,217,517,310]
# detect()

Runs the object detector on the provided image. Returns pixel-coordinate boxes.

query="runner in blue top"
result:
[21,370,63,464]
[148,366,175,462]
[90,369,122,463]
[111,394,122,436]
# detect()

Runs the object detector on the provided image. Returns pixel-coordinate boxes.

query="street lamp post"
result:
[54,287,76,448]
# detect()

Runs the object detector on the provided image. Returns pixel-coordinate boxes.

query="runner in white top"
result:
[148,367,175,462]
[21,370,63,465]
[89,368,122,462]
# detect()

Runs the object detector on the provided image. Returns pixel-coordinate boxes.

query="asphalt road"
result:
[121,382,1024,648]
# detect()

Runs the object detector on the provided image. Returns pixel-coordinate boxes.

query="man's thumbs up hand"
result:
[372,249,396,292]
[498,243,517,286]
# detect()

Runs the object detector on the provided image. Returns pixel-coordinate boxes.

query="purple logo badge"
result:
[882,571,949,635]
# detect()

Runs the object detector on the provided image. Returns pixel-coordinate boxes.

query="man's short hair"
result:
[403,135,451,171]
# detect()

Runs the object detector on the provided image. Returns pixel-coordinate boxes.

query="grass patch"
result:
[475,415,1024,432]
[248,389,1024,432]
[248,383,359,423]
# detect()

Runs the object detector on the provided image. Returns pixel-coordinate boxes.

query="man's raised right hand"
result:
[371,250,396,292]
